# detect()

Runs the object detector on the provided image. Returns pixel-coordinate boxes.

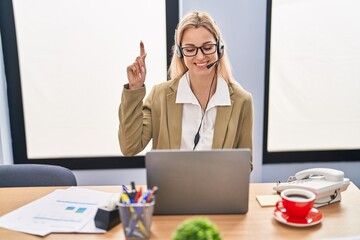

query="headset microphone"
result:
[206,46,224,69]
[206,60,219,69]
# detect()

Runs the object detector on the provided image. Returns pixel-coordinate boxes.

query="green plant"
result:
[172,217,222,240]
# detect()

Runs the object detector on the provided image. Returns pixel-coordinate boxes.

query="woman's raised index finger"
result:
[140,41,146,58]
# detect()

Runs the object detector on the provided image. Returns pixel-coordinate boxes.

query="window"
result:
[0,0,179,169]
[263,0,360,163]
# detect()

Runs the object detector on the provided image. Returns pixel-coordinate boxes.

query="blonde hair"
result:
[168,11,234,83]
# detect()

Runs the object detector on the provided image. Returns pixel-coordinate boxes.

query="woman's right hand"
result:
[126,41,147,90]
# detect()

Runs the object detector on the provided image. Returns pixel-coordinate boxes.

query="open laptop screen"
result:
[145,149,251,215]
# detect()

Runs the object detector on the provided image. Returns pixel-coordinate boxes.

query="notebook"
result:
[145,149,251,215]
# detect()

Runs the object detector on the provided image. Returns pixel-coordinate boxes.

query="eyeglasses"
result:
[180,43,217,57]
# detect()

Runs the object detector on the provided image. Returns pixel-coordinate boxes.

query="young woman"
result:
[119,11,254,170]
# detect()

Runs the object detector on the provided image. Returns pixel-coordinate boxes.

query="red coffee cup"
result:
[276,189,316,219]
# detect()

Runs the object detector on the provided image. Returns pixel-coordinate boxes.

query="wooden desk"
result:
[0,183,359,239]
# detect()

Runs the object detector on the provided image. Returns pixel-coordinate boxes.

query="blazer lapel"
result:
[167,80,182,149]
[212,84,234,148]
[212,104,233,148]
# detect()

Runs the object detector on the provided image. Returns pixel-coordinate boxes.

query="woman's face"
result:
[180,26,218,77]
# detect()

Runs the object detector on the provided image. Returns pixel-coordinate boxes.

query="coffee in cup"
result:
[276,189,316,219]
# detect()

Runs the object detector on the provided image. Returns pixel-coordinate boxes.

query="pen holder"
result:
[94,206,121,231]
[118,201,155,239]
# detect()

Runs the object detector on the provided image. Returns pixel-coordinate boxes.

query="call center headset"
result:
[175,29,224,66]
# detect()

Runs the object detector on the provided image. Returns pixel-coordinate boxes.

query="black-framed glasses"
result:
[180,43,217,57]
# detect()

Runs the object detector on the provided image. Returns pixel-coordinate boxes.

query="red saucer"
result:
[273,207,323,227]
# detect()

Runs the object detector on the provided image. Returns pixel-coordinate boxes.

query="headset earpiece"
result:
[174,29,183,58]
[176,45,183,58]
[216,38,224,57]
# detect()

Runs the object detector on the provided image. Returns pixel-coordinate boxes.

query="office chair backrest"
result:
[0,164,77,187]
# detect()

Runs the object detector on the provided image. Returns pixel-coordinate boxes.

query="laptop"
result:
[145,149,251,215]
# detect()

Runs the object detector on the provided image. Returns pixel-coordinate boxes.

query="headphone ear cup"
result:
[176,45,183,58]
[217,40,224,57]
[174,29,183,58]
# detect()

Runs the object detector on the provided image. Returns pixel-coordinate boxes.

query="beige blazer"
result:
[118,77,254,169]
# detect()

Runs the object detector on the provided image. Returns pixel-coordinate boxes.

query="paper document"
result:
[256,194,281,207]
[0,187,118,236]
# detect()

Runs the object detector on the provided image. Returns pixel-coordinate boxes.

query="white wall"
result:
[1,0,359,186]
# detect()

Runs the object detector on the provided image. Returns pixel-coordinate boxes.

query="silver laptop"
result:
[145,149,251,215]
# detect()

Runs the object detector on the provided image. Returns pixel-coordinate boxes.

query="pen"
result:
[130,181,137,199]
[127,207,148,237]
[122,185,134,203]
[146,186,158,203]
[120,193,130,204]
[141,189,152,203]
[134,187,143,203]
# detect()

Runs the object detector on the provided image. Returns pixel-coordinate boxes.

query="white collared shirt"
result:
[176,72,231,150]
